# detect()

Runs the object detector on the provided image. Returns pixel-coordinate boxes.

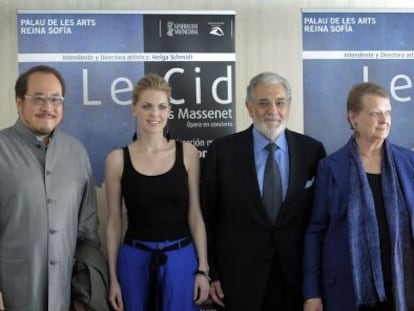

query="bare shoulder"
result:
[106,148,124,163]
[181,140,198,155]
[105,147,126,176]
[179,140,199,170]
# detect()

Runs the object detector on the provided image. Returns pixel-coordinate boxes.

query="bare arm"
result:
[0,291,4,310]
[105,149,125,311]
[183,142,210,304]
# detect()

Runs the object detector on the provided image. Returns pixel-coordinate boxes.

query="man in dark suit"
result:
[201,72,326,311]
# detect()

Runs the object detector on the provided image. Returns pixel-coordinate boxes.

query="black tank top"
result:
[121,140,190,242]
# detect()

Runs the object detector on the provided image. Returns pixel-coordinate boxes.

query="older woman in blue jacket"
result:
[303,82,414,311]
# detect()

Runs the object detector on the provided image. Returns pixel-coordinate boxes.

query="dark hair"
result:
[15,65,66,100]
[346,82,388,129]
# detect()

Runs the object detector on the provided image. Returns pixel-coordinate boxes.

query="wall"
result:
[1,0,413,245]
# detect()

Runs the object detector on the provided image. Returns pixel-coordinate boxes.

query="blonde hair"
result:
[132,73,171,105]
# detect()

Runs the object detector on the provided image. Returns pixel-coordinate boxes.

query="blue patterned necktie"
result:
[262,143,283,221]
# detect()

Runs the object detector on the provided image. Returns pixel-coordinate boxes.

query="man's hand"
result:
[209,280,225,307]
[304,298,323,311]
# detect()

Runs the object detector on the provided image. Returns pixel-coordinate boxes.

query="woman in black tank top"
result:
[105,74,210,311]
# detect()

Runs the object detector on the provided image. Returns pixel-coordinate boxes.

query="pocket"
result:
[0,257,30,307]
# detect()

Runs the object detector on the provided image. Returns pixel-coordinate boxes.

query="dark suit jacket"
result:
[303,139,414,311]
[202,126,326,311]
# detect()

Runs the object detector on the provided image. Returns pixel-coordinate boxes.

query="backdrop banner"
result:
[302,9,414,154]
[18,10,236,185]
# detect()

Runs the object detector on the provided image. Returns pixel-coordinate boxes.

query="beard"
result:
[254,120,286,141]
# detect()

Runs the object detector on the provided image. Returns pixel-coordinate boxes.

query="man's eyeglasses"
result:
[24,94,64,107]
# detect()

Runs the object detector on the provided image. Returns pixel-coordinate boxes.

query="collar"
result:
[252,126,288,152]
[14,118,55,147]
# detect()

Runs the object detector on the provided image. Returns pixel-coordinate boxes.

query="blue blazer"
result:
[303,139,414,311]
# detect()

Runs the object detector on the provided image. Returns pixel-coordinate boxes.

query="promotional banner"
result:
[302,9,414,154]
[18,10,236,185]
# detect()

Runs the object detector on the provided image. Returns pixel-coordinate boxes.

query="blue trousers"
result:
[117,238,200,311]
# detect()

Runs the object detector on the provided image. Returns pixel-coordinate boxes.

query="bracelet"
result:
[195,270,211,282]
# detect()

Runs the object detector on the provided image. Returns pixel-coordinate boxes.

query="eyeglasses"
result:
[24,94,64,107]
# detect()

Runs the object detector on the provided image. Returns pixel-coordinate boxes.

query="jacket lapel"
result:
[233,126,270,222]
[283,130,306,207]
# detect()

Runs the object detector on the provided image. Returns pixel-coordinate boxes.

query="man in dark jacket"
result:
[202,72,326,311]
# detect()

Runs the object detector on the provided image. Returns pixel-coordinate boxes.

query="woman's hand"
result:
[108,280,124,311]
[193,274,210,305]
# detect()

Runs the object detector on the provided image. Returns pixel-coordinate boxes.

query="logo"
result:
[167,21,174,37]
[208,21,226,37]
[209,26,224,36]
[166,21,199,37]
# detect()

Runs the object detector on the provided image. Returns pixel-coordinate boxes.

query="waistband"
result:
[123,236,192,252]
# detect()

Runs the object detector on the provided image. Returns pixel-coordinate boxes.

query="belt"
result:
[123,237,192,311]
[124,236,192,252]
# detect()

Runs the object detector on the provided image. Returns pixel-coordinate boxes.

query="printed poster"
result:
[18,10,236,185]
[302,9,414,154]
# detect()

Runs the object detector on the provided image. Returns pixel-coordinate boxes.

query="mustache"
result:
[35,113,56,118]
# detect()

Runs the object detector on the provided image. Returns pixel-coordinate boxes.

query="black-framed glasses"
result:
[24,94,64,107]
